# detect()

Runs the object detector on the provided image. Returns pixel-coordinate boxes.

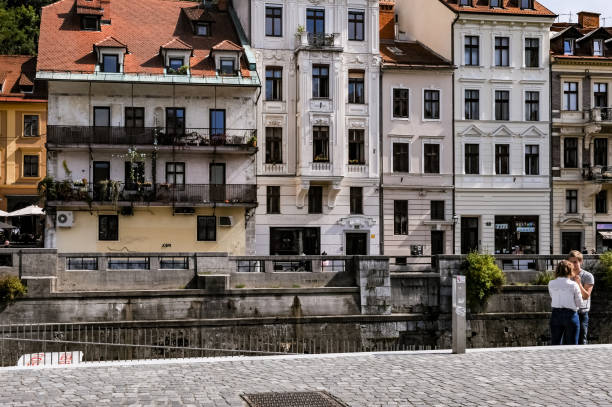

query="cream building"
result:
[236,0,381,255]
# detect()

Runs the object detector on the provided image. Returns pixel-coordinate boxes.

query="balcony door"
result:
[210,163,226,202]
[306,9,325,34]
[210,109,226,144]
[461,217,479,254]
[93,107,110,143]
[93,161,110,200]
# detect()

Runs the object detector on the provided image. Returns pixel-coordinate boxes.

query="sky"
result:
[539,0,612,24]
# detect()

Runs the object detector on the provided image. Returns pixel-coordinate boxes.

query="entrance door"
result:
[93,107,110,143]
[461,217,479,254]
[346,232,367,255]
[209,163,226,202]
[431,231,445,255]
[93,161,110,200]
[561,232,582,254]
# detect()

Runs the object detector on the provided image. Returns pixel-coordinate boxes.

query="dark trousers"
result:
[550,308,579,345]
[578,312,589,345]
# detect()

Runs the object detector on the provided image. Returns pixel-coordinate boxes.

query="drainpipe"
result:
[379,66,384,255]
[549,57,553,255]
[451,13,459,255]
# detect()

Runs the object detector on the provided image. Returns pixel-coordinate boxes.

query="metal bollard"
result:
[452,275,466,354]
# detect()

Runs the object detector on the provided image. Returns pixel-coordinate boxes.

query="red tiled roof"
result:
[380,40,452,67]
[76,0,103,15]
[95,36,126,48]
[161,37,193,51]
[212,40,243,52]
[0,55,46,101]
[440,0,556,17]
[38,0,250,78]
[182,6,215,22]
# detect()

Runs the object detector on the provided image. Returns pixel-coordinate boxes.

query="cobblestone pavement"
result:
[1,345,612,406]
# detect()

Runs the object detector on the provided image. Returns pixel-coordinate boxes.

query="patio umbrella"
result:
[0,221,16,229]
[7,205,45,217]
[0,210,8,217]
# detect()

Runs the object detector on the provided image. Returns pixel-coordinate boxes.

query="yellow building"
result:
[0,56,46,240]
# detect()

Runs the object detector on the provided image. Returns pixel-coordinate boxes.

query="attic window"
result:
[594,39,603,56]
[20,84,34,94]
[169,58,184,71]
[564,39,575,55]
[82,16,100,31]
[219,58,236,76]
[386,46,404,56]
[520,0,533,10]
[490,0,501,8]
[196,23,210,36]
[459,0,472,6]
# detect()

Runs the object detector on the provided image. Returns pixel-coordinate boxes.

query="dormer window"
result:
[82,16,100,31]
[102,54,119,73]
[490,0,501,8]
[459,0,472,6]
[594,39,603,56]
[564,39,575,55]
[520,0,533,9]
[220,58,235,76]
[19,84,33,94]
[169,58,184,72]
[196,23,210,36]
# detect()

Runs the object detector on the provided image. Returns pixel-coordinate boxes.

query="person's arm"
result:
[573,283,586,309]
[572,275,594,300]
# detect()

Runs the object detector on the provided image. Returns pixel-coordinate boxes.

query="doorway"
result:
[431,230,445,255]
[93,106,110,142]
[209,163,226,202]
[461,217,479,254]
[93,161,110,200]
[346,232,367,255]
[561,231,583,254]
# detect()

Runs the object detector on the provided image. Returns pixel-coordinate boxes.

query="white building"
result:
[236,0,381,255]
[400,0,556,254]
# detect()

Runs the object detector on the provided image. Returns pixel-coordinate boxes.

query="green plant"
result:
[0,276,27,303]
[292,284,301,288]
[37,175,57,207]
[235,284,246,289]
[177,65,189,75]
[62,160,72,178]
[296,25,305,35]
[248,134,257,147]
[461,251,506,310]
[533,271,554,285]
[597,250,612,288]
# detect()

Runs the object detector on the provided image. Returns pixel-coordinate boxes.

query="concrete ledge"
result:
[390,272,439,279]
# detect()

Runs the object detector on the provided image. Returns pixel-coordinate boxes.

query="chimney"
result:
[217,0,228,11]
[578,11,600,29]
[379,1,395,41]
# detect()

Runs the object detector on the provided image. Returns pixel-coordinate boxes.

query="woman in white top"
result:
[548,260,585,345]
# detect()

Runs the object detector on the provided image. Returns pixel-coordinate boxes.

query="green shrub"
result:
[533,271,554,286]
[234,284,245,289]
[461,252,505,310]
[0,276,27,303]
[597,250,612,288]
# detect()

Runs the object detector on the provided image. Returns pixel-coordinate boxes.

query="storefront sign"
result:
[495,224,508,230]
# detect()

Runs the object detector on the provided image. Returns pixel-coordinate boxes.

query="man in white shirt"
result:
[567,250,595,345]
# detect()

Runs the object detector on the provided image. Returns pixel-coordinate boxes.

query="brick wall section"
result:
[379,1,395,41]
[578,12,600,29]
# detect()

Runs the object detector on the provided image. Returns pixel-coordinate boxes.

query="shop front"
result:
[494,216,539,254]
[596,223,612,253]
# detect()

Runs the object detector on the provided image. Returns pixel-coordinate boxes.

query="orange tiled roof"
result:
[212,40,243,52]
[161,38,193,51]
[0,55,46,101]
[76,0,104,15]
[95,36,126,48]
[440,0,555,17]
[38,0,250,78]
[380,40,452,67]
[550,23,612,59]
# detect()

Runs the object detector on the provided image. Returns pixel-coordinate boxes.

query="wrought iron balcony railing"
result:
[45,181,257,205]
[589,107,612,122]
[583,165,612,182]
[307,32,337,48]
[47,126,257,148]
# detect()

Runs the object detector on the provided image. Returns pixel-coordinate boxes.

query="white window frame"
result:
[491,34,512,68]
[421,139,443,174]
[422,88,442,122]
[492,87,512,121]
[594,39,603,57]
[492,142,512,175]
[561,78,582,112]
[390,137,412,174]
[462,33,481,67]
[391,86,411,121]
[523,88,542,122]
[523,142,542,176]
[463,142,481,175]
[522,35,542,69]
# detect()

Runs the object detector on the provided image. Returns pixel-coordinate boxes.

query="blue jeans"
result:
[550,308,579,345]
[578,312,589,345]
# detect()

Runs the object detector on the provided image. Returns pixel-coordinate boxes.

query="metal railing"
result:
[583,165,612,182]
[307,33,337,47]
[590,107,612,122]
[47,126,256,147]
[46,182,257,205]
[232,256,356,273]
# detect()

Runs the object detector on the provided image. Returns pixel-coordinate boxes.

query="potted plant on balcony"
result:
[248,134,257,147]
[314,154,328,162]
[348,159,361,165]
[296,25,308,47]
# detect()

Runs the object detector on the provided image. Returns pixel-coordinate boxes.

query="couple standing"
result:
[548,250,595,345]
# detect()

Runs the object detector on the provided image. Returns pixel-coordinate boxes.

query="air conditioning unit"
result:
[173,207,195,215]
[218,216,233,227]
[56,211,74,227]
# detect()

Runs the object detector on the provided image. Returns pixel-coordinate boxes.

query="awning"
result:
[0,221,16,229]
[7,205,45,217]
[599,231,612,240]
[0,210,8,217]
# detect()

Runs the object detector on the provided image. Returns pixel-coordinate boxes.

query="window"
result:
[102,54,119,73]
[465,89,479,120]
[564,138,578,168]
[108,257,149,270]
[23,155,39,177]
[312,65,329,98]
[23,115,39,137]
[525,38,539,67]
[169,58,184,71]
[424,90,440,120]
[160,257,189,270]
[596,190,607,214]
[566,190,578,214]
[166,108,185,136]
[525,91,539,121]
[267,186,280,214]
[459,0,472,6]
[525,145,539,175]
[197,216,216,241]
[348,129,365,164]
[350,187,363,215]
[196,23,210,36]
[520,0,533,10]
[394,200,408,235]
[594,39,603,56]
[495,90,510,121]
[490,0,501,7]
[564,39,574,55]
[265,6,282,37]
[308,186,323,214]
[495,37,509,67]
[82,16,99,31]
[495,144,509,175]
[125,107,144,128]
[594,83,608,108]
[306,9,325,34]
[465,144,479,174]
[313,126,329,162]
[265,127,283,164]
[66,257,98,271]
[348,10,364,41]
[124,161,145,189]
[220,59,235,76]
[431,201,445,221]
[265,67,282,101]
[594,138,608,166]
[563,82,578,111]
[210,109,225,137]
[393,142,409,173]
[99,215,118,241]
[348,71,364,104]
[393,88,409,118]
[166,162,185,185]
[424,144,440,174]
[464,36,479,66]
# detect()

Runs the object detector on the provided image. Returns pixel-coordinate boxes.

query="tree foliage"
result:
[461,252,506,310]
[0,0,55,55]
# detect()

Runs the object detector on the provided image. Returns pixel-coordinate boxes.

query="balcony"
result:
[295,32,342,52]
[47,126,257,151]
[583,165,612,182]
[44,182,257,207]
[590,107,612,123]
